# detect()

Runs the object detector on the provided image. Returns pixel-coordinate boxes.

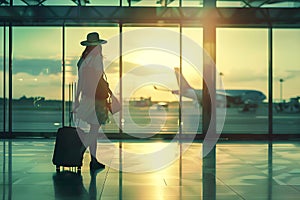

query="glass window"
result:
[119,26,203,137]
[217,0,244,7]
[13,0,120,6]
[122,25,180,136]
[123,0,203,6]
[182,27,203,134]
[182,0,203,7]
[12,27,62,132]
[129,0,179,7]
[273,29,300,134]
[82,0,120,6]
[217,0,300,8]
[216,28,268,134]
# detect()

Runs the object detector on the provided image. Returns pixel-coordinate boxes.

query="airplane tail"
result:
[174,67,193,91]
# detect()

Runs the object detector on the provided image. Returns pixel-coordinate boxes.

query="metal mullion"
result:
[179,24,182,138]
[119,23,123,135]
[62,24,65,127]
[8,24,12,136]
[179,22,183,200]
[68,83,71,126]
[8,0,12,135]
[3,24,6,135]
[118,22,123,200]
[268,27,273,138]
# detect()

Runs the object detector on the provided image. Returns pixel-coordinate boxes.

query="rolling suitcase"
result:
[52,126,86,173]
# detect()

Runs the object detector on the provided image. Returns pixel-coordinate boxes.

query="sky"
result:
[0,26,299,101]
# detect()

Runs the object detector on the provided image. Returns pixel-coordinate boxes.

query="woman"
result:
[74,32,108,171]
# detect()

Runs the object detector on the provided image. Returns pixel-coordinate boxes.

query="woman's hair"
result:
[77,45,103,70]
[81,45,97,59]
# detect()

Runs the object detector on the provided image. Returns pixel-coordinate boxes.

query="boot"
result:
[90,157,105,171]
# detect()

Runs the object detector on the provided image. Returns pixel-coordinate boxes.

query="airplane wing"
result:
[216,90,236,97]
[153,85,172,92]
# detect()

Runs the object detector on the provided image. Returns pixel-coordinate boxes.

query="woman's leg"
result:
[88,99,107,170]
[88,124,100,162]
[88,124,105,170]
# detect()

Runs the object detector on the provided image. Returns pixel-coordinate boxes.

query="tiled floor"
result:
[1,139,300,200]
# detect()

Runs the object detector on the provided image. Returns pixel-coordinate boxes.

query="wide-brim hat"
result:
[80,32,107,46]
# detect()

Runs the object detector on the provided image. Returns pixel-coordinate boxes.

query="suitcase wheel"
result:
[77,167,81,174]
[56,166,60,172]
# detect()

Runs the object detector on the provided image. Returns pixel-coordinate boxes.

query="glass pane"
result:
[217,0,300,8]
[217,0,244,7]
[182,0,203,7]
[130,0,179,7]
[12,27,62,132]
[66,26,120,133]
[182,27,203,134]
[122,26,180,136]
[13,0,120,6]
[216,28,268,134]
[83,0,120,6]
[273,29,300,134]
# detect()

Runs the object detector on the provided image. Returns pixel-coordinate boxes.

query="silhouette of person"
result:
[74,32,109,171]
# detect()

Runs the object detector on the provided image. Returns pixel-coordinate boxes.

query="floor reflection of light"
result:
[122,172,166,199]
[54,123,60,126]
[160,125,168,132]
[123,142,171,154]
[121,141,180,172]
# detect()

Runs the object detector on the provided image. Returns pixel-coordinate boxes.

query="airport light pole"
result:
[279,78,284,102]
[219,72,223,90]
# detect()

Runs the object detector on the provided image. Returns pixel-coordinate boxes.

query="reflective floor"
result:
[1,139,300,200]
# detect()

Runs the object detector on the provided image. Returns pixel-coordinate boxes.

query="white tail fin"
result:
[174,67,193,91]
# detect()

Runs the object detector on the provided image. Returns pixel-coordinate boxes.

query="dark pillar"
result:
[202,1,217,199]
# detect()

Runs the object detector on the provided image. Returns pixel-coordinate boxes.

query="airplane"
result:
[275,96,300,113]
[154,67,266,111]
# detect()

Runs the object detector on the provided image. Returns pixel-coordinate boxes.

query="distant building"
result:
[130,97,152,107]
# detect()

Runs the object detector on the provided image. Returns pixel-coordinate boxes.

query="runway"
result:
[0,102,299,134]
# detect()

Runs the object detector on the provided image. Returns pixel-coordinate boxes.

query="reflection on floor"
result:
[1,140,300,200]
